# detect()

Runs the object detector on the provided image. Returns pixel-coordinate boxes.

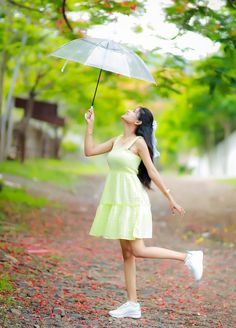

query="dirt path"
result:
[1,174,236,327]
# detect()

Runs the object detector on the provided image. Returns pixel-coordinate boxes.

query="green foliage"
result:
[164,0,236,47]
[153,1,236,168]
[1,0,236,171]
[163,0,236,98]
[177,164,193,175]
[157,66,236,167]
[1,0,147,141]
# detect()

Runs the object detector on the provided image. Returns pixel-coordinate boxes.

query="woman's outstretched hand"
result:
[169,199,185,216]
[84,106,94,125]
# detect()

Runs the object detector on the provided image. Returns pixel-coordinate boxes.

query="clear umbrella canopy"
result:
[50,37,156,106]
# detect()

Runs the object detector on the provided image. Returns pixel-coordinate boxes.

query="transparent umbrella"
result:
[49,37,156,108]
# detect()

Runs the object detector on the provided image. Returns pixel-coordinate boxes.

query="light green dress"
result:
[89,134,152,240]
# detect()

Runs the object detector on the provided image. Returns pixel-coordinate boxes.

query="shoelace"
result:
[185,253,193,265]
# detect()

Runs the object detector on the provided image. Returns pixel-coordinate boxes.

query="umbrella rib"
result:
[84,39,110,71]
[83,38,108,49]
[82,39,107,68]
[83,38,124,53]
[50,37,156,84]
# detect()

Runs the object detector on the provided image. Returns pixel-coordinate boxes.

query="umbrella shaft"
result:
[91,68,103,108]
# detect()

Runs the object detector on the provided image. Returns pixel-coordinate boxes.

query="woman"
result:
[84,106,203,319]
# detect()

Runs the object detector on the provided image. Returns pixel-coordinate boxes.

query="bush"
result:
[61,140,79,154]
[0,174,4,191]
[177,164,193,175]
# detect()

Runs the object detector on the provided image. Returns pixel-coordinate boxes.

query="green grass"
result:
[49,254,65,261]
[0,185,53,234]
[0,274,14,293]
[0,184,60,229]
[217,178,236,186]
[0,211,6,221]
[0,295,17,305]
[0,273,18,305]
[0,185,49,208]
[0,158,107,188]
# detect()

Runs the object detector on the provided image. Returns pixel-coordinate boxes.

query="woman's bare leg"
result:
[119,239,137,302]
[129,238,187,261]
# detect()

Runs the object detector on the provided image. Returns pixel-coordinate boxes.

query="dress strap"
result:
[113,135,122,146]
[126,136,142,150]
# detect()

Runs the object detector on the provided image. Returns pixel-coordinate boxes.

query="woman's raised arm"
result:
[84,107,116,156]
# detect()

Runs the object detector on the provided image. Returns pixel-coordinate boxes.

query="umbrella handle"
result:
[91,68,103,108]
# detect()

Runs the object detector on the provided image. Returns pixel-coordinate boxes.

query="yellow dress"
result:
[89,135,152,240]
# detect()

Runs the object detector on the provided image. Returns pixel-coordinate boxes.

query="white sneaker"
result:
[184,250,203,281]
[108,300,141,319]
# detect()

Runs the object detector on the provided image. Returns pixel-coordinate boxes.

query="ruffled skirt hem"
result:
[89,202,152,240]
[88,232,152,240]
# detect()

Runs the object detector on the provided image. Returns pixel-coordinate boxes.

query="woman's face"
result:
[121,107,142,125]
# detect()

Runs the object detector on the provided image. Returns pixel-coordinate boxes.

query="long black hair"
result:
[135,106,155,190]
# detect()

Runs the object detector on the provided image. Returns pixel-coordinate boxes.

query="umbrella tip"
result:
[61,60,69,73]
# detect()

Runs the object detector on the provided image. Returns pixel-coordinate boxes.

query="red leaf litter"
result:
[1,175,236,327]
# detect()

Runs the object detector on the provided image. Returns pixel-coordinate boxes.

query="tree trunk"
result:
[0,3,12,161]
[3,33,27,160]
[5,98,14,158]
[17,69,44,162]
[205,125,215,175]
[18,93,35,162]
[54,127,60,159]
[0,50,8,161]
[222,121,231,175]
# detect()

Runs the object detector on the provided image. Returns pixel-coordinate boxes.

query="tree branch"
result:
[6,0,45,12]
[29,71,47,97]
[61,0,73,32]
